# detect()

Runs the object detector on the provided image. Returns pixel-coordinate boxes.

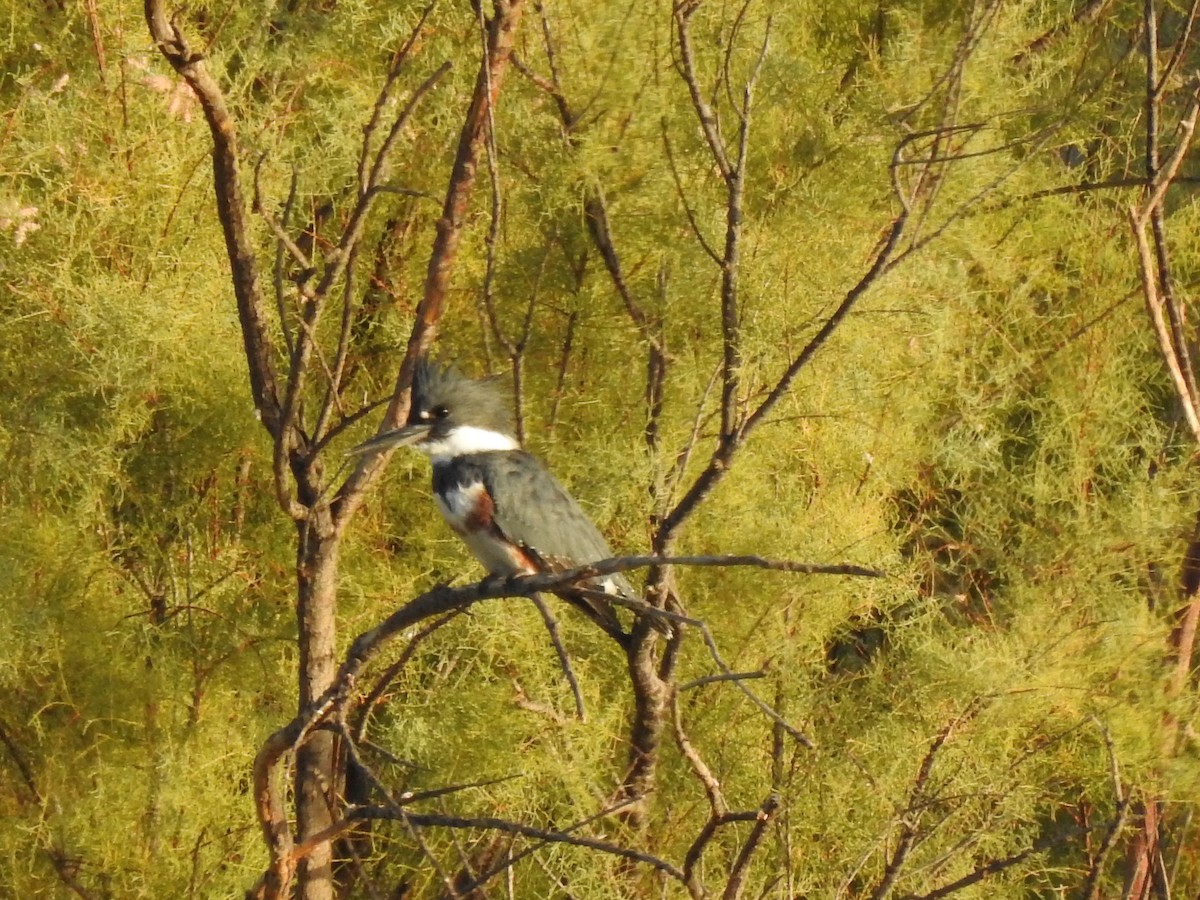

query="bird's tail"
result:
[568,584,675,644]
[562,588,629,645]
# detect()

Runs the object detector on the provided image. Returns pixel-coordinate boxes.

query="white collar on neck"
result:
[420,425,519,462]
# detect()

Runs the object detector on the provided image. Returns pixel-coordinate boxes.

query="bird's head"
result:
[351,359,518,460]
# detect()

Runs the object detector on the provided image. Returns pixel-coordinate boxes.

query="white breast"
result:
[434,481,531,576]
[434,480,488,532]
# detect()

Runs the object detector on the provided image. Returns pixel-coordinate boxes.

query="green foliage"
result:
[2,0,1199,896]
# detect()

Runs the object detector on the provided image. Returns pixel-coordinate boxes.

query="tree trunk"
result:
[295,521,341,900]
[618,633,668,829]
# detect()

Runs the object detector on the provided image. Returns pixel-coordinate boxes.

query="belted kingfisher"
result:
[353,359,636,643]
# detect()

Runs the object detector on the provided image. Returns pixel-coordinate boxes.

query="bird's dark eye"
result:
[432,405,450,419]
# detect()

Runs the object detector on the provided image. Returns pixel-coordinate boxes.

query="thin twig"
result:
[1081,721,1130,900]
[679,670,765,691]
[530,593,587,721]
[478,0,507,376]
[358,2,438,194]
[682,808,764,894]
[455,798,643,894]
[353,610,464,743]
[723,794,780,900]
[660,123,723,265]
[271,167,299,358]
[674,0,732,181]
[695,623,813,748]
[908,844,1045,900]
[868,699,985,900]
[347,807,687,880]
[672,687,727,815]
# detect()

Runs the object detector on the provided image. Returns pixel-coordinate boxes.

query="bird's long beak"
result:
[348,423,431,456]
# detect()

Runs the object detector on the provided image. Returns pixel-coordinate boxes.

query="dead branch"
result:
[673,1,732,182]
[324,806,686,881]
[358,3,438,194]
[672,4,770,441]
[271,168,299,358]
[671,687,727,815]
[682,806,766,897]
[529,593,587,720]
[520,6,670,473]
[1081,722,1131,900]
[692,623,812,748]
[722,794,779,900]
[338,551,877,686]
[679,671,765,691]
[394,0,525,401]
[144,0,283,434]
[1128,84,1200,444]
[251,728,300,898]
[353,610,464,744]
[277,61,452,454]
[456,798,642,893]
[909,843,1046,900]
[1123,9,1200,892]
[659,124,723,266]
[657,205,906,543]
[867,700,984,900]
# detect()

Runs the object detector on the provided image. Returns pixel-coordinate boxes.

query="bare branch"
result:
[1158,0,1200,92]
[311,238,358,443]
[457,799,642,893]
[530,593,586,720]
[672,687,727,815]
[1081,722,1130,900]
[271,167,299,359]
[679,671,765,691]
[657,206,906,545]
[251,728,299,897]
[682,807,764,895]
[1136,86,1200,219]
[253,157,312,273]
[477,0,507,377]
[660,123,723,265]
[908,844,1045,900]
[358,3,438,194]
[144,0,282,432]
[341,807,687,881]
[583,191,660,329]
[546,307,577,437]
[1128,204,1200,443]
[868,700,985,900]
[694,623,812,748]
[723,794,780,900]
[721,0,755,114]
[280,60,453,431]
[353,610,464,744]
[673,1,732,181]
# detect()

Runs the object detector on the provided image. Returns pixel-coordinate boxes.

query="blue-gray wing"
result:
[479,450,635,600]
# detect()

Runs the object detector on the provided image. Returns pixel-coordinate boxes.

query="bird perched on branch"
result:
[352,359,641,644]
